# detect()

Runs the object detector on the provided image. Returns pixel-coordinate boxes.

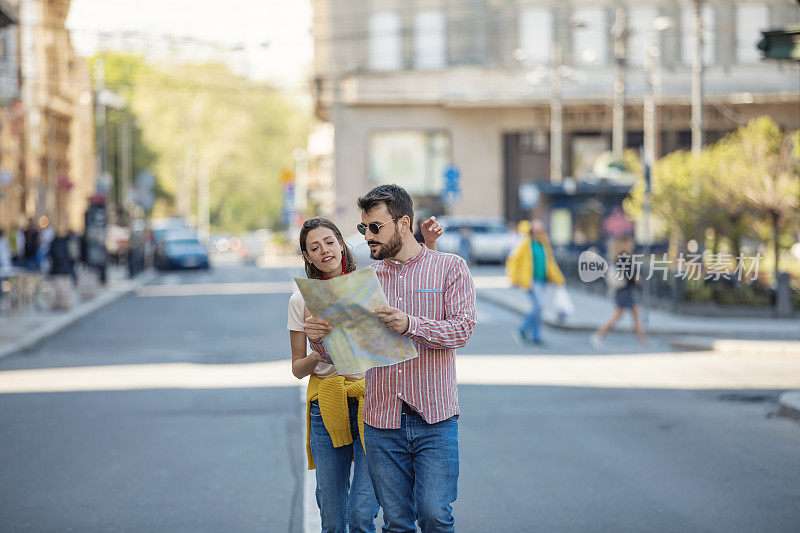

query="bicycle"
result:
[0,270,55,316]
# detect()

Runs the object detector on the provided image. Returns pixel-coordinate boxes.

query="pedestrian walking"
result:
[23,218,39,271]
[39,220,55,273]
[505,219,565,345]
[310,184,475,533]
[49,230,75,310]
[591,236,647,347]
[292,214,443,533]
[0,229,13,277]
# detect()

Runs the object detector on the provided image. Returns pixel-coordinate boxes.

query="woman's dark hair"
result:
[299,217,357,280]
[357,184,414,229]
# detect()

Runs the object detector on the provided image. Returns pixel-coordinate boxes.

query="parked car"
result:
[436,216,517,264]
[156,237,210,270]
[154,228,199,268]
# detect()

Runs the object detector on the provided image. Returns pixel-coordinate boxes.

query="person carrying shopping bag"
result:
[506,219,565,345]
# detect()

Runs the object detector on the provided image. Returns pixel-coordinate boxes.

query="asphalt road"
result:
[1,262,798,532]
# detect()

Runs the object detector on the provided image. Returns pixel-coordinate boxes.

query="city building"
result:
[311,0,800,249]
[14,0,95,232]
[0,0,21,231]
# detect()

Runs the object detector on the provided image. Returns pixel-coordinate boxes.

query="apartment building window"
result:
[627,7,660,67]
[369,11,402,72]
[572,8,607,66]
[682,4,715,65]
[368,131,450,196]
[736,4,770,64]
[415,10,445,70]
[519,8,552,65]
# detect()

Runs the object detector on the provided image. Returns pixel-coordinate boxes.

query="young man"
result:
[359,184,476,532]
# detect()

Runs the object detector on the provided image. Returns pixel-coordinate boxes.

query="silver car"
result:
[435,216,518,264]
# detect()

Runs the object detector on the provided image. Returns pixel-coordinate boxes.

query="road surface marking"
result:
[137,282,295,297]
[2,354,800,393]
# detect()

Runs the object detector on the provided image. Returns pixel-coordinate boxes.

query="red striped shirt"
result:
[365,245,477,429]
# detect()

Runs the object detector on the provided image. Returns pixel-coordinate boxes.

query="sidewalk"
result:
[475,277,800,340]
[0,266,158,361]
[476,276,800,422]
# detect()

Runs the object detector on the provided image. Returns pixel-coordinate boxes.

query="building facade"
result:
[311,0,800,245]
[0,0,22,231]
[1,0,96,233]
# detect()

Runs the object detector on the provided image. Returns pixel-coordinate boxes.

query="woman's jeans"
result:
[519,281,547,341]
[310,399,379,533]
[364,409,459,533]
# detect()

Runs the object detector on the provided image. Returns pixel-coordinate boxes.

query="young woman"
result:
[288,216,441,533]
[591,236,647,347]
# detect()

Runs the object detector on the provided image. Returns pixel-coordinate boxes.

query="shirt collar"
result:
[383,243,428,268]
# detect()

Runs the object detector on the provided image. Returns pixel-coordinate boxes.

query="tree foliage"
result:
[92,52,311,231]
[623,117,800,278]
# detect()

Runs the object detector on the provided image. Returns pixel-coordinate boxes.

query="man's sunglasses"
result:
[356,218,397,236]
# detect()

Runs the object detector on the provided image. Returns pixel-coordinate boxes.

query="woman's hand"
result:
[304,316,333,341]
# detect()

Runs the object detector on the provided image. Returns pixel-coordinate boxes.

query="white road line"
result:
[3,354,800,393]
[136,281,295,297]
[472,276,511,289]
[299,381,320,533]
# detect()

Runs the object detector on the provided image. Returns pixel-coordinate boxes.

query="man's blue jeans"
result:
[310,400,379,533]
[364,410,459,533]
[519,280,547,342]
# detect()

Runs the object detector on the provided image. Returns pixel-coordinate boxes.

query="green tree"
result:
[89,52,158,217]
[624,116,800,281]
[730,117,800,282]
[128,61,310,231]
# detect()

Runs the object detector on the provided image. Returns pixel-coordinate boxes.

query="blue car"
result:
[158,238,210,270]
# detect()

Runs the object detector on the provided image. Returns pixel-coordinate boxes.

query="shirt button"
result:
[398,297,402,301]
[397,392,402,397]
[398,369,402,373]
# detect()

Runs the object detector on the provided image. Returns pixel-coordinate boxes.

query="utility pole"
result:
[292,148,308,212]
[198,163,209,244]
[550,43,563,184]
[611,7,627,160]
[643,36,660,169]
[118,114,132,209]
[691,0,705,156]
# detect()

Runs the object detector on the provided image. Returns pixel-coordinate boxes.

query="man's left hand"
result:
[373,307,410,335]
[420,216,443,245]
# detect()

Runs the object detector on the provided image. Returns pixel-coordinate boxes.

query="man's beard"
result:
[370,229,403,260]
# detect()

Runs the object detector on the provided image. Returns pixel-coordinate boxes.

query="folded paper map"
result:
[294,268,418,374]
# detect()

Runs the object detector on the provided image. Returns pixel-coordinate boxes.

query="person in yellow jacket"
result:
[505,219,565,345]
[289,216,442,533]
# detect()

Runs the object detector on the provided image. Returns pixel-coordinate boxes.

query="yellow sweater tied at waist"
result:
[305,374,366,470]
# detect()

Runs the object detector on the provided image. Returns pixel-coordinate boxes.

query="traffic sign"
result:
[444,165,460,192]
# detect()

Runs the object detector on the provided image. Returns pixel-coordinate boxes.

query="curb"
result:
[0,269,159,361]
[778,391,800,421]
[477,289,800,340]
[668,336,800,356]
